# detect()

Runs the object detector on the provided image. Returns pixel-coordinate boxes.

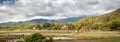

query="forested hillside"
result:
[74,9,120,31]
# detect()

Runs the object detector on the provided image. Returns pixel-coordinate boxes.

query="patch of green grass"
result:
[93,37,120,42]
[56,37,120,42]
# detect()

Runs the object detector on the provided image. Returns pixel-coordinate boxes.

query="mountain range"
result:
[1,8,120,29]
[0,16,85,27]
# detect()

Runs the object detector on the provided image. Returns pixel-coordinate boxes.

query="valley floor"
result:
[0,30,120,42]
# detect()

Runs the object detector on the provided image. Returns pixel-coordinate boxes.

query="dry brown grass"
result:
[0,30,120,39]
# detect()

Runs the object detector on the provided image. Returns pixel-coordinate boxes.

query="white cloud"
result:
[0,0,120,23]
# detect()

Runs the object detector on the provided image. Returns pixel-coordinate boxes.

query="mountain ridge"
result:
[0,16,85,27]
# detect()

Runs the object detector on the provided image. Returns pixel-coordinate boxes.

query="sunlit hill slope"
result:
[74,9,120,31]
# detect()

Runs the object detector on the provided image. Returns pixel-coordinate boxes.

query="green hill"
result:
[74,9,120,31]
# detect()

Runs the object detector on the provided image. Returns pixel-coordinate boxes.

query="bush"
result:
[0,38,5,42]
[24,33,54,42]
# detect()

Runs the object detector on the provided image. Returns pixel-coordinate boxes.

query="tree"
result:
[111,21,120,30]
[32,24,42,30]
[43,22,51,29]
[67,23,75,30]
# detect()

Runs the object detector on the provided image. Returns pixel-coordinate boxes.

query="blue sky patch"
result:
[0,0,17,5]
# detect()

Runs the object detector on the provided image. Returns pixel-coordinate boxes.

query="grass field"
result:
[56,37,120,42]
[0,30,120,42]
[0,30,120,39]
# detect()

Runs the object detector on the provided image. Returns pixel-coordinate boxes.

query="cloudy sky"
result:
[0,0,120,23]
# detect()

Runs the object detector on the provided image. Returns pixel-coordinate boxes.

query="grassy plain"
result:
[0,30,120,39]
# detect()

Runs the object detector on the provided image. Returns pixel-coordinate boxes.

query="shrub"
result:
[0,38,5,42]
[24,33,54,42]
